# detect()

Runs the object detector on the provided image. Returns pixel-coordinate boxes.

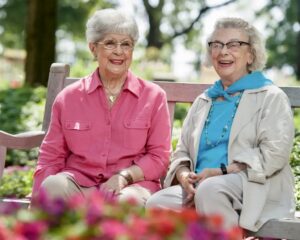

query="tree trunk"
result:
[25,0,57,86]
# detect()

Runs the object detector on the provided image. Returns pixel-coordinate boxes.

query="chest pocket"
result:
[123,119,150,150]
[65,121,91,130]
[64,121,91,152]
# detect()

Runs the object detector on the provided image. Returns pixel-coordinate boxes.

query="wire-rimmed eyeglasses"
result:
[96,39,134,51]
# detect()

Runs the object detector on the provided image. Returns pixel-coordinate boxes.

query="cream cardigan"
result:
[164,85,295,231]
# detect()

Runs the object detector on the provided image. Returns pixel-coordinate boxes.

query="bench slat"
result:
[248,217,300,240]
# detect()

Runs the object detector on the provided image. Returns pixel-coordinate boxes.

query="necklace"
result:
[103,84,124,104]
[204,92,242,148]
[108,94,117,103]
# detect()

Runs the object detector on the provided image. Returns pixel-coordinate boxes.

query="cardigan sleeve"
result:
[163,97,202,187]
[233,88,294,184]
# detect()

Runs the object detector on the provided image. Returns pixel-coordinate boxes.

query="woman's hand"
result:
[100,174,128,198]
[189,162,247,186]
[189,168,221,186]
[176,167,196,208]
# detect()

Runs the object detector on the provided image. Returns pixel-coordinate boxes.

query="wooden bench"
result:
[1,62,300,239]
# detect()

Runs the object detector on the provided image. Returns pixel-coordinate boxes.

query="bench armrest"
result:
[0,130,45,149]
[0,130,45,178]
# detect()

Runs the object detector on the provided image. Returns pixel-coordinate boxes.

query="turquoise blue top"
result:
[195,71,273,173]
[195,94,241,173]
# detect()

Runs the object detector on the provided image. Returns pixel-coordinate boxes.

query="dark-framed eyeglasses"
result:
[96,39,134,51]
[208,40,250,52]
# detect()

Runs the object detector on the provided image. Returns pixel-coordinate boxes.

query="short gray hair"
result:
[204,17,267,71]
[86,8,139,43]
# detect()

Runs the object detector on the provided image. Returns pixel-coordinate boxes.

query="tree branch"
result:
[170,0,237,39]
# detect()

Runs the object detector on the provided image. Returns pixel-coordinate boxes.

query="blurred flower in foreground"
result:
[0,190,243,239]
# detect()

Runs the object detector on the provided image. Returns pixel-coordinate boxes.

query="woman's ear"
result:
[247,51,254,65]
[89,42,95,54]
[89,43,97,60]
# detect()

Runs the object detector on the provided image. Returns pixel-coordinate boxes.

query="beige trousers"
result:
[146,173,243,229]
[41,172,152,206]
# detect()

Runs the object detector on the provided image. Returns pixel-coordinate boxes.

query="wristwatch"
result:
[118,170,134,184]
[220,163,228,175]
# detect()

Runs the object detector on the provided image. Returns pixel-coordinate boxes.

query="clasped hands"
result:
[177,162,246,208]
[178,169,215,208]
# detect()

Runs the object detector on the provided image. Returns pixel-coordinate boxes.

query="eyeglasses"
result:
[208,40,250,52]
[96,39,134,51]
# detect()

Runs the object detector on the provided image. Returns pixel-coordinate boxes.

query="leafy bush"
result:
[0,86,46,165]
[0,190,242,240]
[290,132,300,210]
[0,165,34,198]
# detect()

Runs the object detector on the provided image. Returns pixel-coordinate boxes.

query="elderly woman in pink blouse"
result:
[32,8,171,205]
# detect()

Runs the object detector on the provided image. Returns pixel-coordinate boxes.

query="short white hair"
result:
[86,8,139,43]
[204,17,267,71]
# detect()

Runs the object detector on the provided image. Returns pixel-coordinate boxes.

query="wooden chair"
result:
[0,62,300,239]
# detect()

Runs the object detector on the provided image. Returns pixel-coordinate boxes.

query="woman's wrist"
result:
[176,166,190,184]
[118,170,134,185]
[225,162,247,174]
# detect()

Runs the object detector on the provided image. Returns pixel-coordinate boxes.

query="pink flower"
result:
[128,216,149,237]
[100,219,129,238]
[148,213,176,236]
[14,221,47,240]
[67,194,84,209]
[0,222,13,240]
[85,191,106,225]
[0,201,22,215]
[0,190,243,239]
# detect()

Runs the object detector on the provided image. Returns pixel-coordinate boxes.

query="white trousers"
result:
[146,173,243,229]
[40,172,151,206]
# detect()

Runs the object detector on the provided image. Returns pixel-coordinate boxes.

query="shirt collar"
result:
[85,69,102,94]
[123,70,141,98]
[85,68,141,98]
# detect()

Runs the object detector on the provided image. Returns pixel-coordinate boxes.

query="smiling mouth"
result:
[218,60,233,66]
[110,60,124,65]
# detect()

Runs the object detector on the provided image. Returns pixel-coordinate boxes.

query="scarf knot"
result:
[207,71,273,100]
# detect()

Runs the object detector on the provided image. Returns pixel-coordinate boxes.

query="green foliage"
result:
[130,46,173,80]
[69,59,98,77]
[0,0,27,49]
[175,103,189,121]
[0,0,112,49]
[257,0,300,79]
[290,132,300,210]
[58,0,114,40]
[0,86,46,165]
[0,166,34,198]
[172,103,190,150]
[294,109,300,132]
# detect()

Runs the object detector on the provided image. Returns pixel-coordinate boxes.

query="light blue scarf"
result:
[207,71,273,100]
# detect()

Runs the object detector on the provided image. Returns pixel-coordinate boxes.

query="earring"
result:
[93,54,97,61]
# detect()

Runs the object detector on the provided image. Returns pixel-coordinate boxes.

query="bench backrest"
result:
[45,63,300,134]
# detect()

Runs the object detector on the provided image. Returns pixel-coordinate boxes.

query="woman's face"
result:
[89,33,134,79]
[209,28,253,86]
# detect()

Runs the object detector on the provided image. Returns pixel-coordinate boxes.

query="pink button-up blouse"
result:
[32,69,171,195]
